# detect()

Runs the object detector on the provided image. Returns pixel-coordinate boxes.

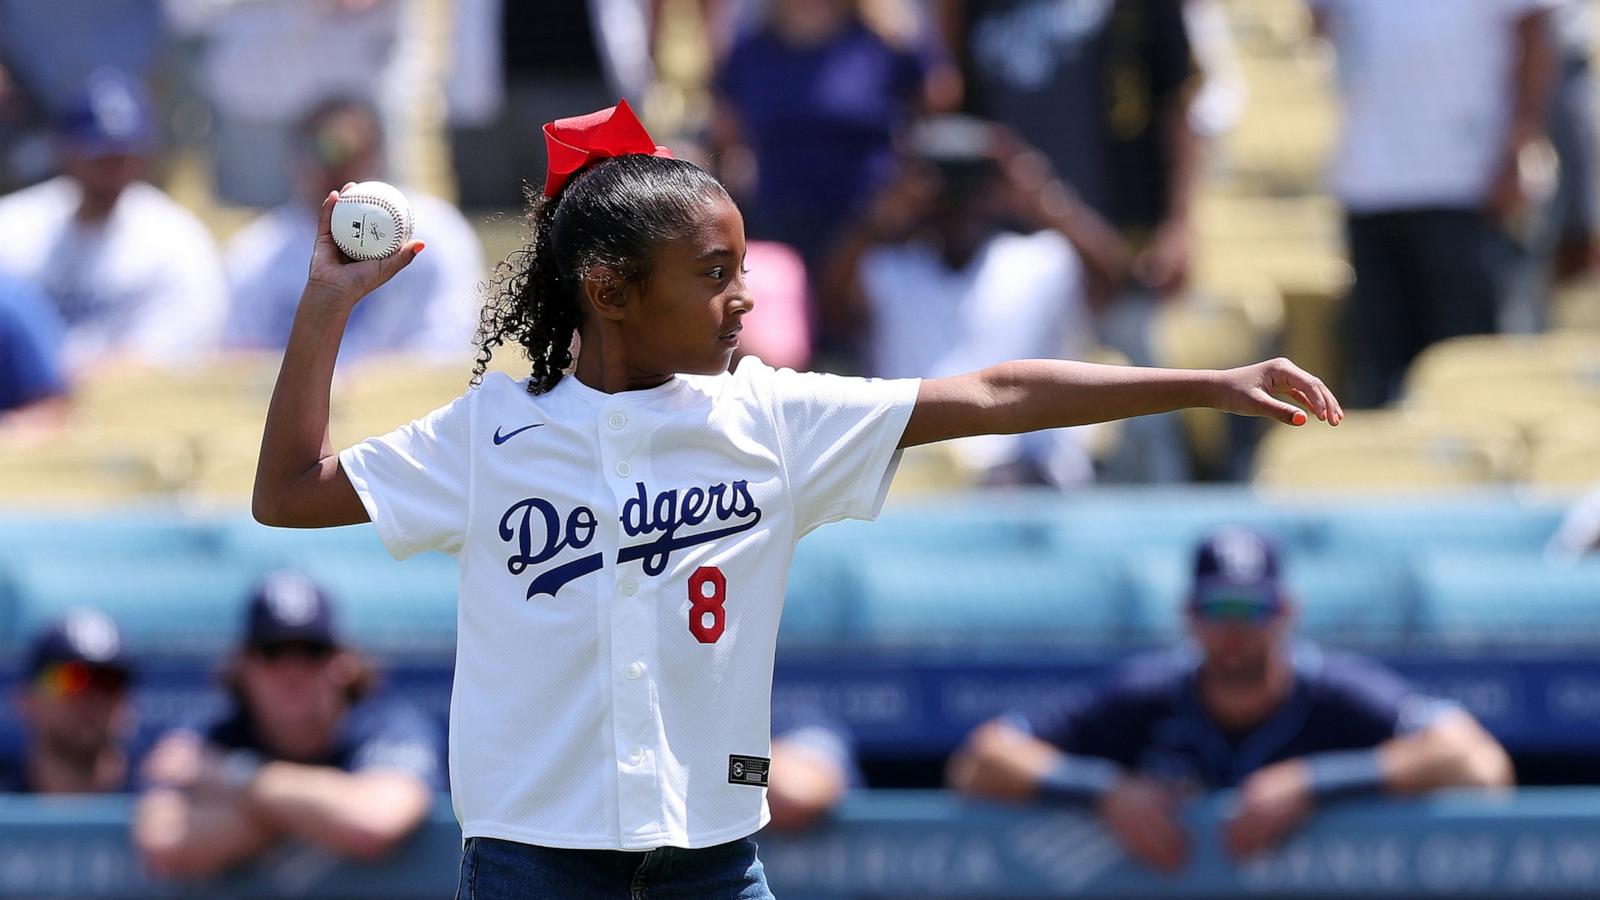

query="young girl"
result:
[254,100,1342,899]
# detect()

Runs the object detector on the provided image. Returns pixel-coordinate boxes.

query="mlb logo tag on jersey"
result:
[727,755,770,787]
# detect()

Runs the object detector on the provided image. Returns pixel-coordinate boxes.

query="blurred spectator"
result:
[938,0,1199,481]
[133,571,443,879]
[0,0,165,189]
[451,0,652,208]
[1545,1,1599,285]
[0,69,227,372]
[824,117,1115,485]
[163,0,406,208]
[0,270,69,426]
[938,0,1199,299]
[711,0,957,358]
[1506,0,1599,334]
[223,98,483,363]
[735,240,813,369]
[0,609,137,794]
[1182,0,1245,139]
[766,711,862,832]
[948,528,1513,871]
[1312,0,1558,407]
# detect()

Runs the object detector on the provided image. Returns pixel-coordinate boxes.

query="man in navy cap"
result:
[1,607,136,793]
[948,527,1513,872]
[133,570,443,879]
[0,67,226,372]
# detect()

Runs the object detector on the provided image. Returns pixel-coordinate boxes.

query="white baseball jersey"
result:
[339,357,919,850]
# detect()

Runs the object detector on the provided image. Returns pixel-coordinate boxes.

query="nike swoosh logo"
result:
[492,423,546,445]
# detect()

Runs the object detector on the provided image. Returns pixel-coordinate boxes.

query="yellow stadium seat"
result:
[1404,333,1600,399]
[1522,438,1600,491]
[1552,277,1600,332]
[0,437,188,503]
[1254,410,1518,491]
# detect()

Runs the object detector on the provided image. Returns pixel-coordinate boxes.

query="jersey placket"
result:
[599,404,663,845]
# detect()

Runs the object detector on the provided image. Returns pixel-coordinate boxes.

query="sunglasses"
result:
[250,640,336,662]
[35,660,130,697]
[1191,595,1282,624]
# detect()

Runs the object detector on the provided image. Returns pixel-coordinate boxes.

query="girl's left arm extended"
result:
[900,357,1342,449]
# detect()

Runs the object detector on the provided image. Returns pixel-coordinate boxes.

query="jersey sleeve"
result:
[761,364,921,536]
[1317,653,1449,743]
[338,392,473,559]
[345,701,447,790]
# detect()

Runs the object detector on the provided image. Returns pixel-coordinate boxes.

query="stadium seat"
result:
[847,550,1127,647]
[217,516,395,566]
[1051,488,1316,556]
[1520,412,1600,492]
[1254,410,1516,490]
[1311,499,1568,559]
[0,512,218,564]
[1124,551,1411,646]
[779,537,857,645]
[1404,333,1600,400]
[291,557,459,661]
[1412,553,1600,646]
[5,558,260,657]
[0,439,188,503]
[808,496,1063,557]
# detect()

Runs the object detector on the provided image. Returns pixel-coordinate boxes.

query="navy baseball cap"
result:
[243,571,342,648]
[57,68,156,157]
[26,607,134,679]
[1189,528,1285,621]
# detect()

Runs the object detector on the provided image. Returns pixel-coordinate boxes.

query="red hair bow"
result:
[542,98,674,198]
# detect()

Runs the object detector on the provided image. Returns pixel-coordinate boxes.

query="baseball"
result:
[330,181,414,261]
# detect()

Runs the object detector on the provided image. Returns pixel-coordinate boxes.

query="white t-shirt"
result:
[1315,0,1559,212]
[338,358,919,850]
[0,177,228,369]
[224,193,484,363]
[861,228,1095,485]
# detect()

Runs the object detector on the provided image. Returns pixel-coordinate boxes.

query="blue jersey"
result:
[201,694,445,790]
[1022,643,1442,790]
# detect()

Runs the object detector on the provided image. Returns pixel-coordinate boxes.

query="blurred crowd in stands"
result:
[0,0,1591,488]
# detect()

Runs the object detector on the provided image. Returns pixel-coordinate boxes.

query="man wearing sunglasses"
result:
[133,571,444,879]
[1,608,136,794]
[947,527,1513,873]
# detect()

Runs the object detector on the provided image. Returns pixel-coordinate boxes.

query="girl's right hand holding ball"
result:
[304,183,424,307]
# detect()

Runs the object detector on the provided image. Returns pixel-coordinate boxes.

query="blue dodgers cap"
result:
[244,570,341,648]
[26,607,133,678]
[1190,527,1285,620]
[57,68,156,156]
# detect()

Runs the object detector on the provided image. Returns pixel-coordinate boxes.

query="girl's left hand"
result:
[1216,357,1344,427]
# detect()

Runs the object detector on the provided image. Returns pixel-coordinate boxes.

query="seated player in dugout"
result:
[0,608,138,794]
[133,571,444,879]
[947,528,1513,872]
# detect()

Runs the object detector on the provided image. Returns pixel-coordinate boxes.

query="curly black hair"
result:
[473,154,731,394]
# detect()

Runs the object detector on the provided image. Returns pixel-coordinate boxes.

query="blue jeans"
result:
[454,836,775,900]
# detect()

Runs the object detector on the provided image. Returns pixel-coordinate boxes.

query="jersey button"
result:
[628,746,644,763]
[625,661,645,680]
[621,579,638,597]
[615,461,632,477]
[608,412,627,430]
